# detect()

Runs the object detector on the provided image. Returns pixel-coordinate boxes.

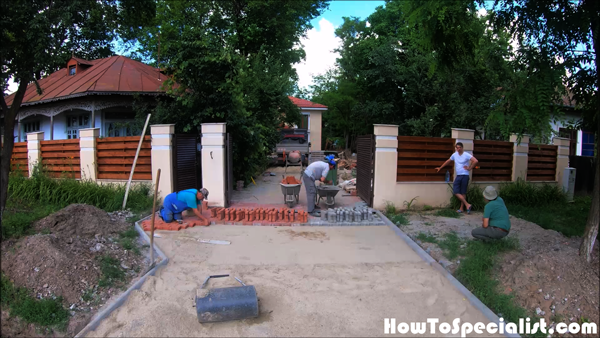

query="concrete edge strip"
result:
[75,215,169,338]
[376,210,520,338]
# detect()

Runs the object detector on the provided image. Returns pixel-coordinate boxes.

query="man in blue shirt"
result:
[160,188,209,223]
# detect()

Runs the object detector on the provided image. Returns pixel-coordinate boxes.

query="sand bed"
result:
[84,225,495,337]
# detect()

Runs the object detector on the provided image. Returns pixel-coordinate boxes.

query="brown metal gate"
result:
[224,133,233,207]
[172,134,202,192]
[356,135,375,207]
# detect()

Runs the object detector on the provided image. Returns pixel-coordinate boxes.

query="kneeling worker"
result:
[472,186,510,240]
[160,188,209,223]
[303,155,336,216]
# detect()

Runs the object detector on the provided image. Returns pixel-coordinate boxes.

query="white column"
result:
[510,134,529,181]
[79,128,99,181]
[553,137,570,183]
[201,123,226,207]
[27,131,44,177]
[373,124,399,209]
[151,124,175,200]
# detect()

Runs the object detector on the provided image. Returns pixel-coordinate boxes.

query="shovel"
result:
[195,274,259,323]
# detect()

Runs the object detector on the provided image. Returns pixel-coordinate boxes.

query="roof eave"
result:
[6,91,171,109]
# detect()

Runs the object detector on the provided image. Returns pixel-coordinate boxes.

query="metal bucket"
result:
[196,275,259,323]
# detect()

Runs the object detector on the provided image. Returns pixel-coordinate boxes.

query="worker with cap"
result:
[472,186,511,241]
[303,155,336,216]
[160,188,209,223]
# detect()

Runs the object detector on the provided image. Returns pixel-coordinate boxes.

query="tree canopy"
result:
[128,0,328,182]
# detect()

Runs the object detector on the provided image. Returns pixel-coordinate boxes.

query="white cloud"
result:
[294,18,341,89]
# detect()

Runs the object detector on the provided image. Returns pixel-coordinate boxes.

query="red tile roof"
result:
[6,55,175,107]
[288,96,327,109]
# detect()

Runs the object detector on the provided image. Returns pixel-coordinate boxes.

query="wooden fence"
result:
[11,142,28,176]
[472,140,513,181]
[397,136,455,182]
[97,136,151,180]
[527,144,557,181]
[40,139,81,178]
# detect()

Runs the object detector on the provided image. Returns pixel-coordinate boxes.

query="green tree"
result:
[129,0,327,182]
[489,0,598,261]
[0,0,155,221]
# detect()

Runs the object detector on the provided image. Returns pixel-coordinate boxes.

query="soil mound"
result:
[1,204,147,307]
[34,204,123,237]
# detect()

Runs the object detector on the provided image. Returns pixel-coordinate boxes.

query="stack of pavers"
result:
[210,207,308,225]
[311,206,385,225]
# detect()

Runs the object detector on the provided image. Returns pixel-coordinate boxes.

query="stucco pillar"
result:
[201,123,226,207]
[27,131,44,177]
[451,128,474,181]
[373,124,399,209]
[553,137,570,184]
[79,128,99,181]
[151,124,175,200]
[309,111,322,151]
[510,134,529,181]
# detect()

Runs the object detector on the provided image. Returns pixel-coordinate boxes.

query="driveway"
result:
[84,225,494,337]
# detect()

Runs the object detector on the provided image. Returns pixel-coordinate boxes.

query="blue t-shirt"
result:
[176,189,199,210]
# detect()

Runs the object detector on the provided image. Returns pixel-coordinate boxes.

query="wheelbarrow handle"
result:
[201,274,247,289]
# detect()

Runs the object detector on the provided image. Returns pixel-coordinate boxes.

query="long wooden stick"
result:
[150,168,161,264]
[122,114,151,209]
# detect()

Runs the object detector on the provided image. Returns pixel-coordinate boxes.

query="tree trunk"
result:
[0,79,28,223]
[579,0,600,262]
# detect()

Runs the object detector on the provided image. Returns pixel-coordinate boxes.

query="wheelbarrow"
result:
[280,173,303,208]
[316,185,341,207]
[195,274,259,323]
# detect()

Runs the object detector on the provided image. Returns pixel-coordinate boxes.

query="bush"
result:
[497,179,566,207]
[449,184,486,211]
[384,201,397,216]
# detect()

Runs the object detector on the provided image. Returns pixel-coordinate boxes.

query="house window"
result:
[106,122,133,137]
[582,131,595,157]
[23,120,41,134]
[69,65,76,76]
[66,113,90,139]
[300,115,309,129]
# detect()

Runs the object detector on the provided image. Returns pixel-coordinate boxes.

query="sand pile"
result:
[1,204,147,307]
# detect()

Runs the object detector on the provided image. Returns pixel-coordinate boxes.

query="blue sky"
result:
[295,1,386,89]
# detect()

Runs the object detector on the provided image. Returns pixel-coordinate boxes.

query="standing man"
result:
[160,188,209,223]
[303,155,336,216]
[436,142,478,213]
[472,186,510,240]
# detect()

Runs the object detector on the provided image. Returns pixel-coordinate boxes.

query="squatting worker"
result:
[472,186,511,240]
[160,188,209,223]
[303,155,335,216]
[436,142,478,214]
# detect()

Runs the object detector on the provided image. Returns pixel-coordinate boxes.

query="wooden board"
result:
[96,142,151,150]
[40,145,80,152]
[97,157,152,165]
[97,135,151,142]
[96,149,151,157]
[98,164,152,172]
[98,173,152,180]
[397,175,451,182]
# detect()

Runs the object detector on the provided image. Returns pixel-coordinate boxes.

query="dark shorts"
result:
[453,175,470,195]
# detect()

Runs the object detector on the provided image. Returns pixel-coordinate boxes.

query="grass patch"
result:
[436,232,466,260]
[118,228,141,255]
[506,196,590,237]
[97,256,126,288]
[415,232,438,243]
[453,238,547,335]
[390,213,410,226]
[2,167,154,239]
[434,208,462,218]
[384,201,397,216]
[0,273,69,329]
[422,205,434,211]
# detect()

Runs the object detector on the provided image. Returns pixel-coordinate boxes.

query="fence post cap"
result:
[79,128,100,138]
[151,124,175,135]
[26,131,44,141]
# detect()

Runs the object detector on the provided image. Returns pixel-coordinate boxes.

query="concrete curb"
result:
[378,210,520,338]
[75,216,169,338]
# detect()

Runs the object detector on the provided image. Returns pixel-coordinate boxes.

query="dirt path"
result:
[401,212,600,328]
[84,225,495,337]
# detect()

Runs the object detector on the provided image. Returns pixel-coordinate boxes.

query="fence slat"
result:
[527,144,557,181]
[96,135,152,180]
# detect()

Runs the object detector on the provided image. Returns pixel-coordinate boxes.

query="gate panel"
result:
[356,135,375,207]
[172,134,201,192]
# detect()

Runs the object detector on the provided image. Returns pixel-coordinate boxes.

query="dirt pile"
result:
[1,204,147,308]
